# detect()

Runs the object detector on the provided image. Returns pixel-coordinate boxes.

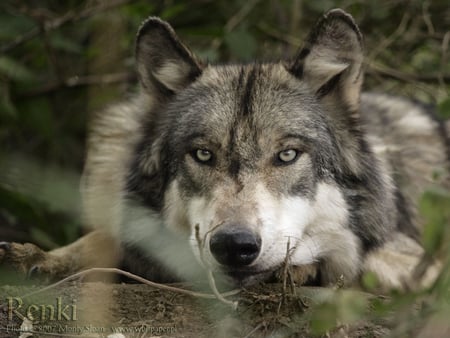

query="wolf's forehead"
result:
[175,63,322,135]
[199,63,305,109]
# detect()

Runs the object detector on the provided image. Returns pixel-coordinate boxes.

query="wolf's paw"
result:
[0,241,67,282]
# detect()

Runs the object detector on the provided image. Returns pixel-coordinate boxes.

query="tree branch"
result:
[17,72,137,98]
[1,0,132,54]
[366,63,450,84]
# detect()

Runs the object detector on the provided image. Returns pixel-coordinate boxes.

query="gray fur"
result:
[80,9,449,288]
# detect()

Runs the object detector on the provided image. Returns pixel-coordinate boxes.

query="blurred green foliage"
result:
[0,0,449,335]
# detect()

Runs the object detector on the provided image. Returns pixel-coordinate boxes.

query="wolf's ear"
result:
[288,9,363,110]
[135,17,202,95]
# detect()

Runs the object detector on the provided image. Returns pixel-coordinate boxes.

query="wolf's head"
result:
[122,9,394,286]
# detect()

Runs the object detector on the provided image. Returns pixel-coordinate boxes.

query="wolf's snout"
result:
[209,228,261,267]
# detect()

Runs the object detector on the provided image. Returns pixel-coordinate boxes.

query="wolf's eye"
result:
[277,149,298,164]
[194,149,213,163]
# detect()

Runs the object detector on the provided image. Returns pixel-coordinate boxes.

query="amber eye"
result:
[194,149,213,163]
[277,149,298,164]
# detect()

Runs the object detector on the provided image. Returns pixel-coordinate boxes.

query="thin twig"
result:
[39,21,65,83]
[440,31,450,90]
[207,269,239,310]
[281,238,291,303]
[422,1,435,36]
[257,23,302,47]
[194,223,206,263]
[21,267,240,300]
[242,322,265,338]
[278,237,296,314]
[368,12,410,61]
[17,72,136,98]
[366,63,450,84]
[225,0,262,32]
[195,223,239,309]
[209,0,262,52]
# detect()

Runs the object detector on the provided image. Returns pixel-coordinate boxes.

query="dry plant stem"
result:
[207,270,239,310]
[202,221,225,244]
[21,267,240,300]
[242,322,265,338]
[195,223,239,310]
[194,223,206,263]
[278,237,297,314]
[282,237,292,294]
[280,237,291,310]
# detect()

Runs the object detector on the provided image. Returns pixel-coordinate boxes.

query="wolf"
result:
[1,9,448,290]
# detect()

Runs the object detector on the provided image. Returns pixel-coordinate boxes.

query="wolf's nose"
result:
[209,228,261,267]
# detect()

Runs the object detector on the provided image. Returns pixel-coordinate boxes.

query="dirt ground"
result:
[0,279,398,338]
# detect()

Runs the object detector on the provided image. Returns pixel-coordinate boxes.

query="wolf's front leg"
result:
[0,230,121,282]
[363,232,441,291]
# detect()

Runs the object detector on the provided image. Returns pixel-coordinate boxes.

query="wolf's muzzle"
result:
[209,227,261,267]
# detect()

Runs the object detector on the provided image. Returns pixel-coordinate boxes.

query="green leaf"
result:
[0,13,35,41]
[361,271,380,290]
[310,303,337,334]
[18,97,54,139]
[160,3,187,20]
[438,97,450,119]
[309,290,368,334]
[336,291,367,323]
[49,33,83,54]
[0,83,17,118]
[224,26,257,61]
[0,56,35,82]
[420,189,450,255]
[195,48,219,62]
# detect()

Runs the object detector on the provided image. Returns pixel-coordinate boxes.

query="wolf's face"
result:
[126,10,373,286]
[161,65,358,285]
